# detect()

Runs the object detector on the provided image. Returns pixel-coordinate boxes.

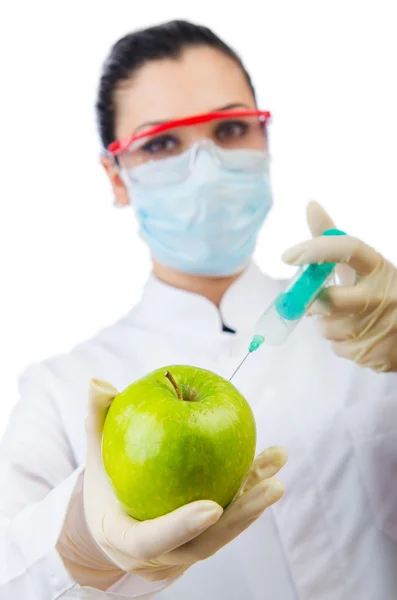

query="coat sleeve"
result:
[0,365,175,599]
[344,371,397,544]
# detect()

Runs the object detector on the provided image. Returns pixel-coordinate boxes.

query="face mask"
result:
[121,148,272,277]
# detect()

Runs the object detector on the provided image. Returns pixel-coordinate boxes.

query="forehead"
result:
[113,46,256,139]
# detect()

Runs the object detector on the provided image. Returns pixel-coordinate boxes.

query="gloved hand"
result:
[282,201,397,372]
[57,379,287,591]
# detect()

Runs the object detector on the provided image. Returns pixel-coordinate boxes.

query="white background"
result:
[0,0,396,436]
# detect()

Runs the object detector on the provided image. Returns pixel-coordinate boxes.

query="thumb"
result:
[85,379,118,457]
[306,201,336,237]
[306,201,356,285]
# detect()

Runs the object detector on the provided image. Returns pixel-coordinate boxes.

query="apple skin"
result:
[102,365,256,521]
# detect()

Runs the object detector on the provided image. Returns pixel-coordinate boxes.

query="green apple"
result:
[102,365,256,521]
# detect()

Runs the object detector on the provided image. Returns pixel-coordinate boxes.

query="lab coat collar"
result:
[129,262,282,336]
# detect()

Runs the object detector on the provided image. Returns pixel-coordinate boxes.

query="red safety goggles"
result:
[107,109,271,156]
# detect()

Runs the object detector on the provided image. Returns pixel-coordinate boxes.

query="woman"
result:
[2,19,397,600]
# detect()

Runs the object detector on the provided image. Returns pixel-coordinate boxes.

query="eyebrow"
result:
[133,102,251,134]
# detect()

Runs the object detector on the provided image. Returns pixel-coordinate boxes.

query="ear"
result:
[101,156,131,207]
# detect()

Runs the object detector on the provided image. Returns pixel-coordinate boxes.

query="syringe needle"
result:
[229,352,250,381]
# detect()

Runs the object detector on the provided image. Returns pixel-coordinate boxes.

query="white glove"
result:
[57,379,287,591]
[282,201,397,372]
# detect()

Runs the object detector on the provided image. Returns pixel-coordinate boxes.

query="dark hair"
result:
[96,20,256,149]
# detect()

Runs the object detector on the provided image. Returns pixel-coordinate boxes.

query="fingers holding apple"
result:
[83,367,286,579]
[100,366,287,565]
[100,494,224,562]
[239,446,288,495]
[161,451,285,566]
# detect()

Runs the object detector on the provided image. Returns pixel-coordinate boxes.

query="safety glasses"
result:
[106,109,271,185]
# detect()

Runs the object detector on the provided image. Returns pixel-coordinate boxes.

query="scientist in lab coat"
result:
[2,19,397,600]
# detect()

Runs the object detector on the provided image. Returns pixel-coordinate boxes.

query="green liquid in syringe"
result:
[275,228,346,321]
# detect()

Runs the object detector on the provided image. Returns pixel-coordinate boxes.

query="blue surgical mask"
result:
[121,148,272,276]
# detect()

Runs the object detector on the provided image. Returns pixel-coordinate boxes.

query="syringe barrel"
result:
[254,301,301,345]
[254,228,346,346]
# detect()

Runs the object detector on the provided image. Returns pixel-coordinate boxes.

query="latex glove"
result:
[282,201,397,372]
[58,379,287,591]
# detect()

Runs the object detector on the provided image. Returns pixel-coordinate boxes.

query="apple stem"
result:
[164,371,183,400]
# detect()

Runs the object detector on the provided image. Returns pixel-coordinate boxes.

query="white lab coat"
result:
[1,262,397,600]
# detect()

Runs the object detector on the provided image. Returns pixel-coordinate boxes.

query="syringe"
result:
[229,228,346,380]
